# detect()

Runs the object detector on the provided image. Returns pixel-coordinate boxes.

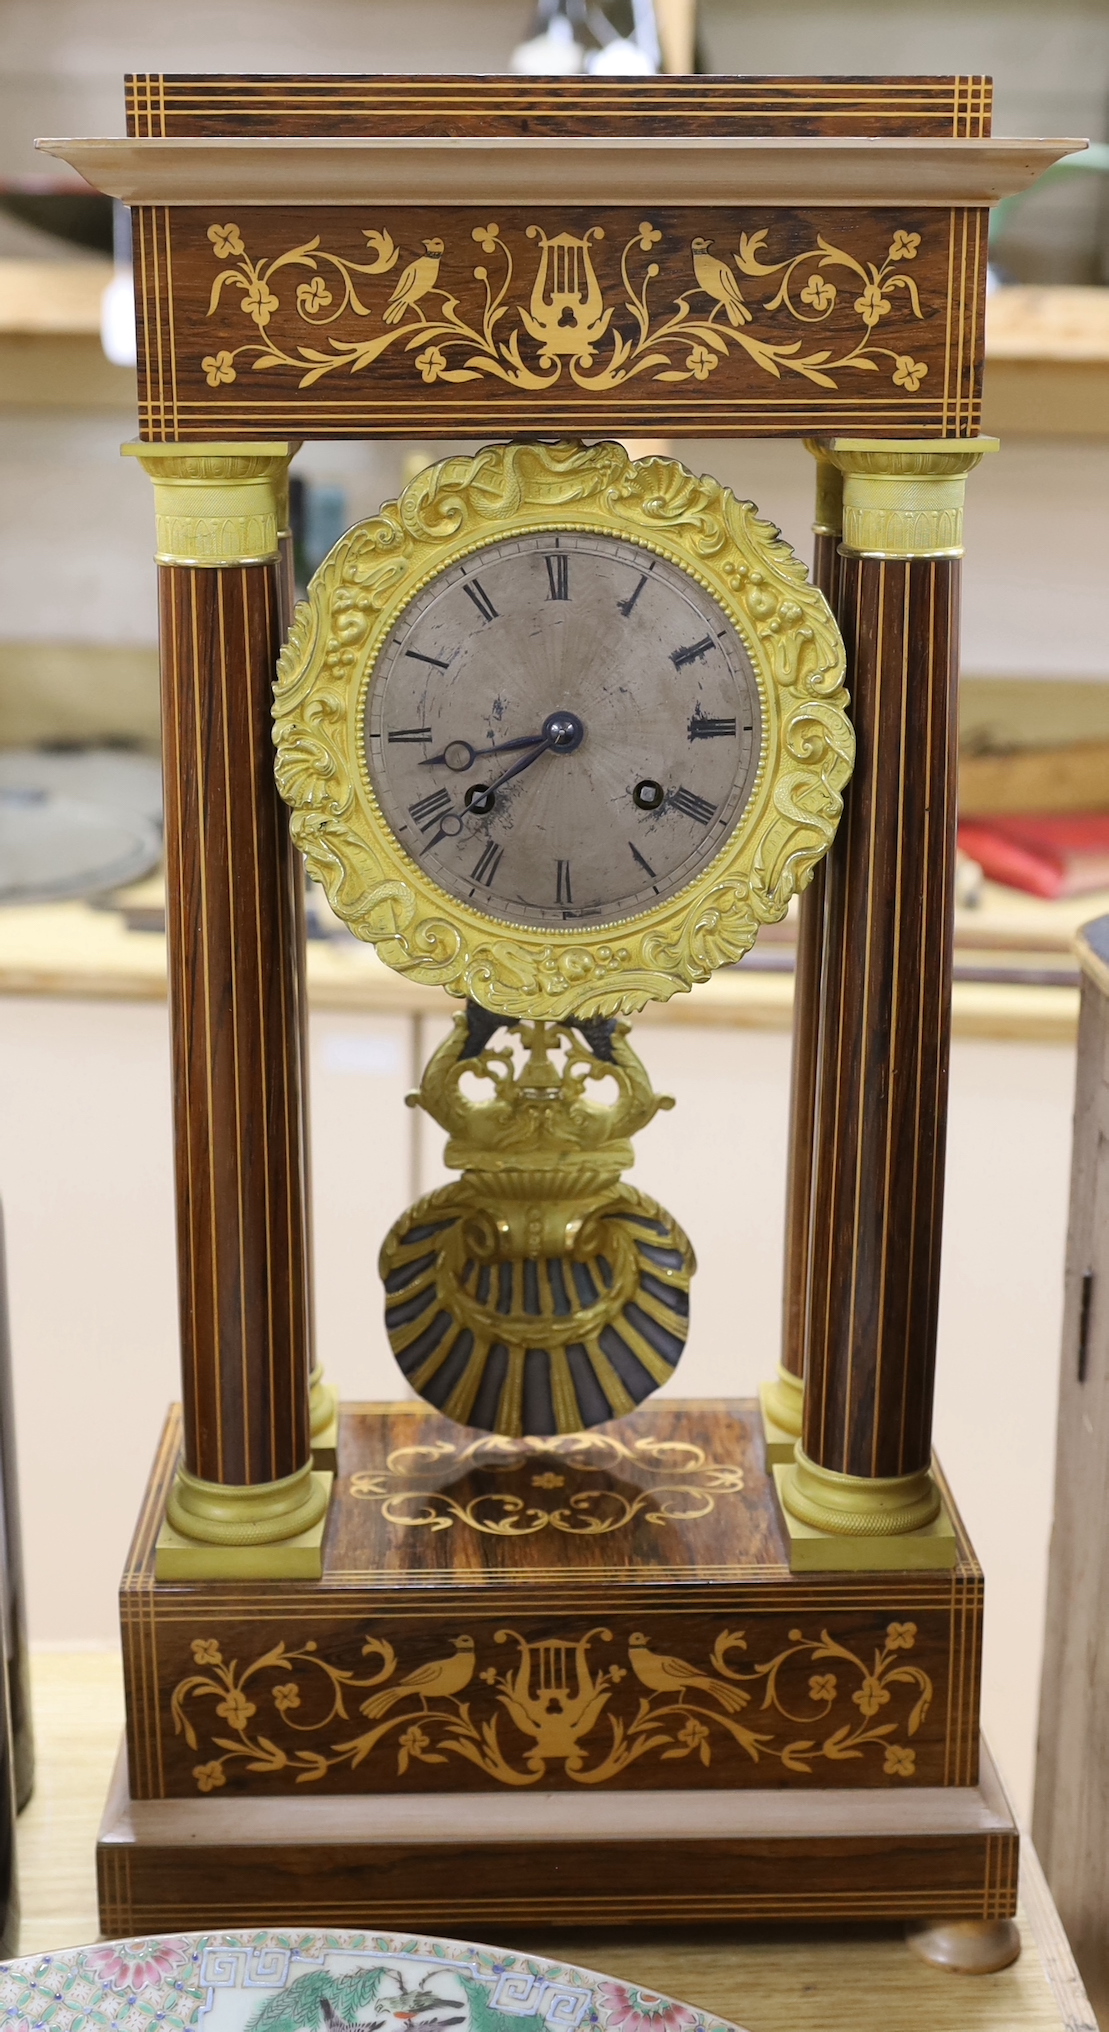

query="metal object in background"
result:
[510,0,661,76]
[0,1206,24,1957]
[0,1207,31,1818]
[101,197,137,367]
[289,475,349,595]
[0,748,162,905]
[989,142,1109,284]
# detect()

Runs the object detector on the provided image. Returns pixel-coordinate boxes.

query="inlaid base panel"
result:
[97,1734,1018,1935]
[121,1401,983,1801]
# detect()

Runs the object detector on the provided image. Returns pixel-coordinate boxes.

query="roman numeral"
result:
[671,636,715,671]
[408,787,453,832]
[556,860,573,905]
[670,787,717,825]
[462,579,498,623]
[404,649,450,670]
[617,573,648,618]
[629,842,657,880]
[471,841,503,887]
[545,553,570,601]
[388,726,433,744]
[688,712,737,740]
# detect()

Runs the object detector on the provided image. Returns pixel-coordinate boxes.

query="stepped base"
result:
[98,1735,1018,1934]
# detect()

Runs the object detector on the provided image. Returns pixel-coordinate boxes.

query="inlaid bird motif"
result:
[627,1631,750,1712]
[359,1633,475,1716]
[690,238,752,327]
[383,239,445,323]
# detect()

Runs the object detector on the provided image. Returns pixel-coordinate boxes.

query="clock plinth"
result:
[99,1397,1016,1935]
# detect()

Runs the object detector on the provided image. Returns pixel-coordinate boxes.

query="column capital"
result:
[812,436,999,560]
[802,437,845,539]
[122,439,296,567]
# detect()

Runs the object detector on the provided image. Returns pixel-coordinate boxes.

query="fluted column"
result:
[762,449,844,1456]
[124,441,329,1577]
[777,438,996,1563]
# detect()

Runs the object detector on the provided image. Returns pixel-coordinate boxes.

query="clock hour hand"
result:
[421,732,548,772]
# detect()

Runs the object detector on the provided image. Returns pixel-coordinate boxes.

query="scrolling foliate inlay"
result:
[348,1431,744,1535]
[272,438,852,1020]
[172,1621,933,1793]
[199,215,934,398]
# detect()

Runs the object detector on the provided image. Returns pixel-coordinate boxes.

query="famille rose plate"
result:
[0,1932,750,2032]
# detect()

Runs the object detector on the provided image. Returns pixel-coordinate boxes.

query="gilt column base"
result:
[156,1463,332,1580]
[774,1452,957,1571]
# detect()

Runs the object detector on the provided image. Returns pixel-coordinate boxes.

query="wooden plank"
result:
[960,740,1109,815]
[97,1727,1018,1934]
[123,73,995,141]
[0,898,1084,1042]
[1033,912,1109,2027]
[39,138,1072,209]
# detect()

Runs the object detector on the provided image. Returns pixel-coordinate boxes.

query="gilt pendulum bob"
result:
[274,438,853,1434]
[380,1007,693,1435]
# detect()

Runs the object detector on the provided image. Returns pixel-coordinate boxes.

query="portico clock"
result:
[273,437,853,1023]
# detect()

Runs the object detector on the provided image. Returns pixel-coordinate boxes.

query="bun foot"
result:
[906,1918,1021,1974]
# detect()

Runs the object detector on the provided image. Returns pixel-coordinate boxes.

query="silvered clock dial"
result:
[365,532,763,930]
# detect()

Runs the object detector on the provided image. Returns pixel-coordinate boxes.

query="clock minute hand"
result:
[423,732,557,850]
[423,712,585,845]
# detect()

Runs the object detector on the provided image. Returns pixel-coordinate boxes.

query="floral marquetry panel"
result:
[120,1400,984,1802]
[134,205,985,440]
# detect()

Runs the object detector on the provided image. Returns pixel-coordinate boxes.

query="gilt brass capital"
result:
[803,439,844,539]
[814,436,998,559]
[122,439,295,566]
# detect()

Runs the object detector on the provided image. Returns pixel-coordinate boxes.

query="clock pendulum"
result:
[275,436,853,1434]
[379,1006,693,1436]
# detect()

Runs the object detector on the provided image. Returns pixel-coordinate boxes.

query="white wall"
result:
[0,991,1074,1822]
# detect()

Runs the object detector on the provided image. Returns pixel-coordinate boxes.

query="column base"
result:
[156,1463,333,1580]
[906,1917,1021,1974]
[759,1367,804,1464]
[310,1369,340,1475]
[773,1457,958,1571]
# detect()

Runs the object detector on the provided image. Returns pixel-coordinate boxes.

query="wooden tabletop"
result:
[16,1651,1095,2032]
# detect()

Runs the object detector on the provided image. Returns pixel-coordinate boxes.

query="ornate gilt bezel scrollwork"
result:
[273,439,852,1019]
